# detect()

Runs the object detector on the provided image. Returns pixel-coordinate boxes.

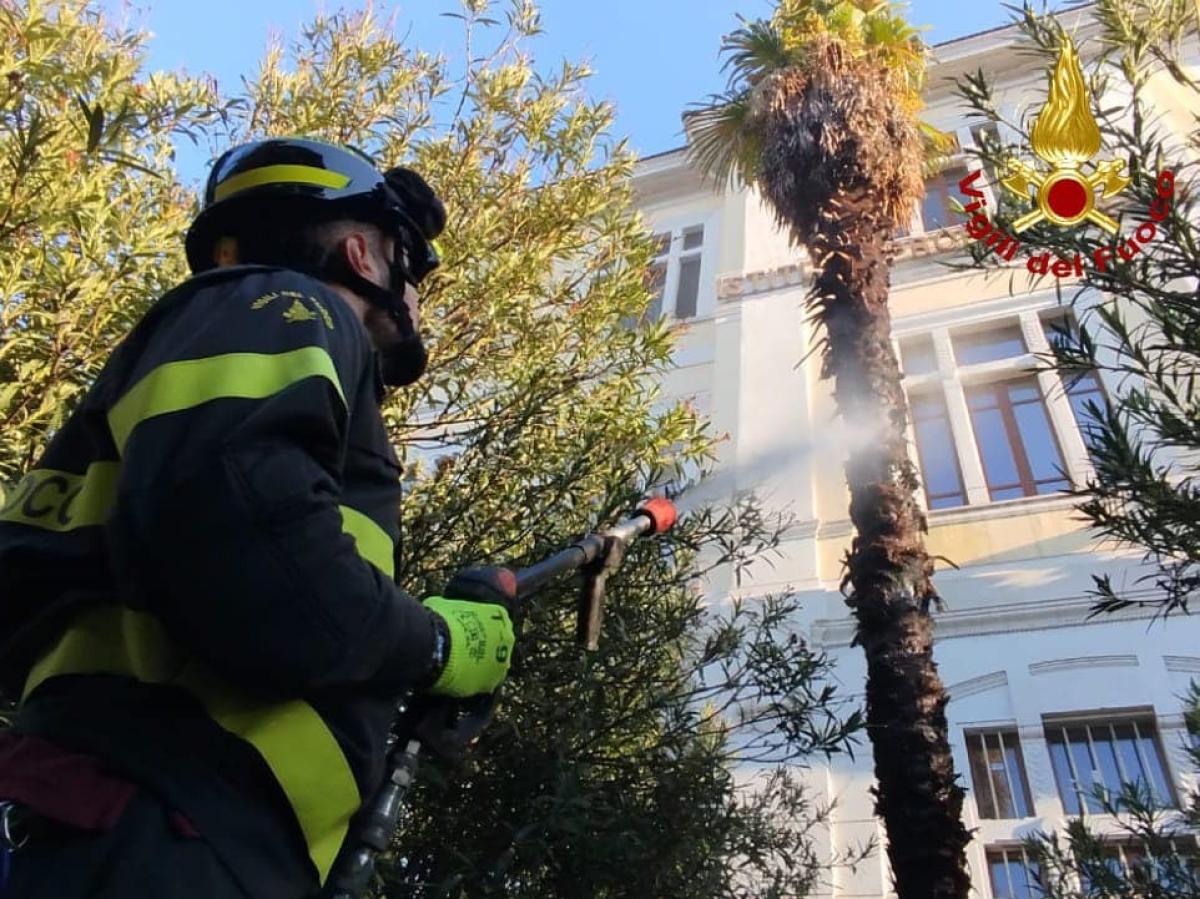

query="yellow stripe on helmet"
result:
[213,164,352,203]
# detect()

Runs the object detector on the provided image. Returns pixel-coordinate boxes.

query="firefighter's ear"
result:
[212,237,238,268]
[342,230,388,287]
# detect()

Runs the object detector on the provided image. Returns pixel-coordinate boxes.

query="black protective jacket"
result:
[0,265,439,894]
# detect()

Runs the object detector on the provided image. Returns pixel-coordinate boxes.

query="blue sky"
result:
[109,0,1026,175]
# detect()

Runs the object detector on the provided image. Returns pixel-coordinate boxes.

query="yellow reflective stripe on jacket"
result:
[338,505,394,579]
[0,466,395,582]
[188,668,357,879]
[213,165,351,203]
[23,605,360,884]
[0,462,119,532]
[108,347,346,453]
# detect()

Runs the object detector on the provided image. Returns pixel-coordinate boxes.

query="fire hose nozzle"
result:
[638,497,677,535]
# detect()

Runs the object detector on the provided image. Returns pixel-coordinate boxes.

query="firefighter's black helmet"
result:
[185,137,445,280]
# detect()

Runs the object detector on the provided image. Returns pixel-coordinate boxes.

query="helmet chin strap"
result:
[318,251,429,387]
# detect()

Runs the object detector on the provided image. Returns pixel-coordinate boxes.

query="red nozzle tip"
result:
[639,497,678,534]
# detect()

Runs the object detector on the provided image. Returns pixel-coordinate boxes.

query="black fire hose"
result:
[323,498,678,899]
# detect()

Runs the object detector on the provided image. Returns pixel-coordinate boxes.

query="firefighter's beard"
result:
[355,284,428,387]
[380,328,428,387]
[345,250,429,387]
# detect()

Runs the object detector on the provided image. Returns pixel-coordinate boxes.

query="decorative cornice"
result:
[1164,655,1200,675]
[946,670,1008,701]
[1157,713,1189,731]
[815,493,1082,539]
[892,226,970,263]
[716,262,809,301]
[783,518,821,541]
[714,227,972,303]
[811,592,1158,648]
[1029,655,1139,676]
[1017,723,1048,743]
[816,518,854,540]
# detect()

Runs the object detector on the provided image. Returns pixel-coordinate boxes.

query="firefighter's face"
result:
[342,227,428,387]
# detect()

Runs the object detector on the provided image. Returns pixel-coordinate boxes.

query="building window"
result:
[966,730,1034,819]
[1045,313,1109,456]
[970,121,1001,150]
[920,165,970,232]
[987,847,1041,899]
[1080,840,1198,893]
[969,122,1003,185]
[642,231,672,322]
[637,224,706,323]
[1062,370,1106,456]
[953,324,1027,366]
[900,334,938,376]
[899,311,1103,510]
[646,258,667,323]
[966,378,1069,500]
[911,391,966,509]
[675,229,703,320]
[1045,717,1176,815]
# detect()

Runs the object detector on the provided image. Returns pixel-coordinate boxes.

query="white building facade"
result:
[630,12,1200,898]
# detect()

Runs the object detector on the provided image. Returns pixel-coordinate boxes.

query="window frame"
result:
[1070,837,1200,894]
[895,301,1101,513]
[919,163,972,234]
[952,323,1028,366]
[1043,714,1178,815]
[674,226,704,320]
[986,845,1042,899]
[897,121,1015,239]
[1061,368,1107,457]
[1043,312,1111,458]
[965,729,1035,820]
[910,388,967,509]
[965,376,1070,500]
[641,219,713,322]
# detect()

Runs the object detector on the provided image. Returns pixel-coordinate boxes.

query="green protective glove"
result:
[422,596,515,699]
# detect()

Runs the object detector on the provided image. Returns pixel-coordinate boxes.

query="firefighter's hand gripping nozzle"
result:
[323,498,678,899]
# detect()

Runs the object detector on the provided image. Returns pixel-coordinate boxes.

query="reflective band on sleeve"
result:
[23,604,186,691]
[23,606,360,885]
[0,462,119,532]
[338,506,395,579]
[185,666,358,881]
[213,165,351,203]
[108,348,345,453]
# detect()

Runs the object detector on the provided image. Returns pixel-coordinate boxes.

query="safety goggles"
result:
[399,226,441,285]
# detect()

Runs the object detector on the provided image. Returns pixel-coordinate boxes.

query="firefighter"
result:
[0,138,516,898]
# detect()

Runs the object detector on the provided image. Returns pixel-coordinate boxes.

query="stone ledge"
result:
[810,592,1157,648]
[1029,654,1139,675]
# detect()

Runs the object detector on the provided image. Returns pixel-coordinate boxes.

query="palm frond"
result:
[918,121,960,176]
[862,6,929,101]
[720,19,800,91]
[685,92,760,189]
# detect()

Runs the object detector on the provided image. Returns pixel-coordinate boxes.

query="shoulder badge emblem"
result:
[282,298,318,323]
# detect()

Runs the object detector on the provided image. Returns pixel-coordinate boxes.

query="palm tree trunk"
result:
[811,206,972,899]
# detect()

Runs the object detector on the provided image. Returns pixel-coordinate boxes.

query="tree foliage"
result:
[956,3,1200,894]
[0,0,227,480]
[1,2,864,896]
[955,0,1200,618]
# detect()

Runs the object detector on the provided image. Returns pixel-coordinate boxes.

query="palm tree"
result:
[688,2,971,897]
